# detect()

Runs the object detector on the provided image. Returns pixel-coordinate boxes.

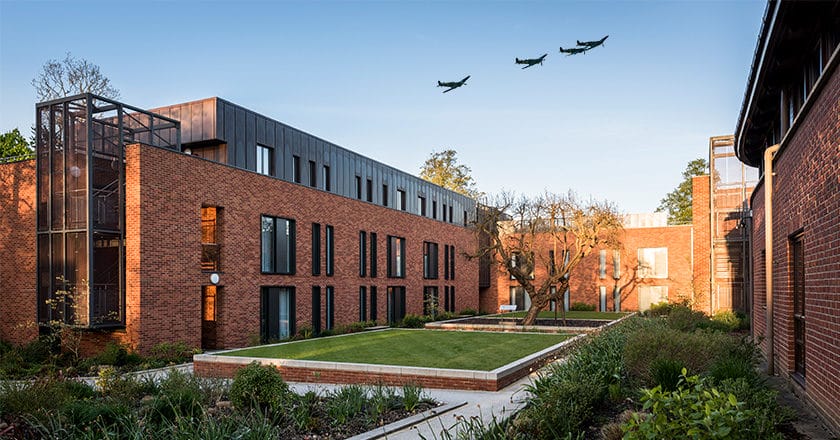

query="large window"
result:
[423,286,439,317]
[638,247,668,279]
[256,144,273,176]
[387,286,406,324]
[387,236,405,278]
[638,286,668,311]
[423,241,439,279]
[261,216,296,274]
[260,287,295,342]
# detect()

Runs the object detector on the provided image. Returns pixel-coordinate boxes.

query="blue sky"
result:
[0,0,765,213]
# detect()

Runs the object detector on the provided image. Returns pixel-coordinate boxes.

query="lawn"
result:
[225,329,571,371]
[491,310,630,320]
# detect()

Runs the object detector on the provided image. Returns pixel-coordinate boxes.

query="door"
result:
[261,287,295,342]
[201,286,218,349]
[387,286,406,324]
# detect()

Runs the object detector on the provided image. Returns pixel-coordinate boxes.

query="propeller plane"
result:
[515,54,548,69]
[576,35,609,49]
[559,46,589,56]
[437,76,470,93]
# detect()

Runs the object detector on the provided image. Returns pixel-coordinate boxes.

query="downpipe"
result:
[764,144,780,375]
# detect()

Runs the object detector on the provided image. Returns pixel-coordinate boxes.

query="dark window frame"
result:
[261,215,296,275]
[308,160,317,187]
[382,184,389,207]
[370,232,378,277]
[311,223,321,276]
[397,189,406,211]
[312,286,321,334]
[323,165,331,191]
[355,176,362,199]
[256,144,273,176]
[325,286,335,330]
[387,235,406,278]
[325,225,334,276]
[423,241,439,279]
[293,155,301,183]
[359,286,367,322]
[359,231,367,277]
[369,286,378,321]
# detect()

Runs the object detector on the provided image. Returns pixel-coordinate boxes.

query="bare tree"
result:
[32,52,120,101]
[471,191,623,326]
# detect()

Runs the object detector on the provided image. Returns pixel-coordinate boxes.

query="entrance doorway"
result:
[261,287,295,342]
[201,286,219,349]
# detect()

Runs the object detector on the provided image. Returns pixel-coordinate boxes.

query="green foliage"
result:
[399,313,427,328]
[93,342,142,367]
[708,356,758,384]
[650,358,685,391]
[647,301,674,317]
[0,128,33,159]
[147,340,197,364]
[665,304,709,331]
[148,369,205,425]
[419,149,481,199]
[711,310,749,332]
[402,382,425,411]
[326,384,367,426]
[96,367,157,401]
[623,371,764,439]
[0,376,94,424]
[717,377,793,437]
[656,158,708,225]
[368,383,400,420]
[569,302,596,312]
[229,362,292,411]
[290,390,320,431]
[458,308,479,316]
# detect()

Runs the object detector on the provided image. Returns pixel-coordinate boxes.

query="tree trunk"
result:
[522,296,550,326]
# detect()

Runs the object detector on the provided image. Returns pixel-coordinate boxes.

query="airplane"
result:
[576,35,609,49]
[559,46,589,56]
[515,54,548,69]
[437,76,470,93]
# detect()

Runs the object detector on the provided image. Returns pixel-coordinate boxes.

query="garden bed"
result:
[194,329,576,391]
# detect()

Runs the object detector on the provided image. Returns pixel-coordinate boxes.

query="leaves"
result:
[419,149,481,198]
[0,128,33,159]
[656,158,708,225]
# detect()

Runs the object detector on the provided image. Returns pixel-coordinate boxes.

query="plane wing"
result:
[442,87,457,93]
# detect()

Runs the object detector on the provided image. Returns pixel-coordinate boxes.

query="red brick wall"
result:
[748,65,840,433]
[692,175,712,313]
[0,160,38,345]
[123,144,478,352]
[489,225,693,312]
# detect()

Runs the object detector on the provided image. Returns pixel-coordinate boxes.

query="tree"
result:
[419,149,482,199]
[0,128,33,159]
[656,158,708,225]
[32,52,120,101]
[472,191,623,325]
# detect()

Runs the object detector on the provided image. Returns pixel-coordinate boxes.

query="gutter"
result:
[764,144,780,376]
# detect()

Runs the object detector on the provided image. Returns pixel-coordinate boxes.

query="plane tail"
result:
[576,40,583,46]
[462,76,470,83]
[437,81,443,86]
[515,58,521,63]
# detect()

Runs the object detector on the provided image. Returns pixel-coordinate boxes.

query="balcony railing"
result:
[202,243,221,272]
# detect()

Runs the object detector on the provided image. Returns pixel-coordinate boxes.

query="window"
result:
[549,250,556,277]
[508,251,518,280]
[599,250,607,279]
[323,165,331,191]
[423,286,439,317]
[260,287,295,342]
[382,184,389,206]
[432,200,437,219]
[202,286,217,322]
[387,286,406,324]
[613,286,621,311]
[397,189,406,211]
[355,176,362,199]
[256,144,273,176]
[446,286,456,313]
[463,210,467,226]
[442,204,448,222]
[387,236,405,278]
[613,250,621,279]
[359,231,367,277]
[370,232,378,277]
[359,286,367,322]
[311,223,321,275]
[369,286,378,321]
[325,286,335,330]
[791,232,805,378]
[325,225,334,276]
[599,286,607,311]
[423,242,439,279]
[418,196,426,216]
[311,286,321,334]
[638,247,668,278]
[293,155,301,183]
[261,216,295,274]
[638,286,668,311]
[509,286,530,311]
[366,178,373,202]
[549,286,557,312]
[201,206,221,272]
[449,206,453,223]
[444,245,450,280]
[449,245,455,280]
[308,160,316,187]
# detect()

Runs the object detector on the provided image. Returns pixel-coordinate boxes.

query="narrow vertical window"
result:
[256,144,273,176]
[293,155,301,183]
[387,236,405,278]
[308,160,317,187]
[599,250,607,279]
[325,286,335,330]
[418,196,426,216]
[613,286,621,311]
[370,232,378,277]
[325,225,334,276]
[323,165,331,191]
[397,189,406,211]
[359,286,367,322]
[261,216,296,274]
[423,242,438,279]
[423,286,439,317]
[548,250,556,277]
[355,176,362,199]
[449,245,455,280]
[613,250,621,279]
[444,286,450,313]
[382,184,389,206]
[432,200,437,219]
[311,286,321,335]
[359,231,367,277]
[449,286,455,313]
[599,286,607,311]
[442,204,448,222]
[366,178,373,202]
[201,206,221,272]
[311,223,321,276]
[444,245,450,280]
[791,232,805,378]
[449,205,453,223]
[463,210,467,226]
[369,286,377,321]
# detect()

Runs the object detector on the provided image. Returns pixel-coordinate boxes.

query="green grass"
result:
[490,310,630,320]
[224,329,571,370]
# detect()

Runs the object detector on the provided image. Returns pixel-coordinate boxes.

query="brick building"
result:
[733,1,839,433]
[0,95,478,352]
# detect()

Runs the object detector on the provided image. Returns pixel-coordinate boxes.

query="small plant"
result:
[402,382,425,411]
[368,383,399,420]
[458,308,479,316]
[147,341,197,364]
[569,302,596,312]
[622,370,758,439]
[229,362,291,411]
[93,342,141,367]
[650,358,685,391]
[290,390,320,431]
[399,314,427,328]
[327,384,367,426]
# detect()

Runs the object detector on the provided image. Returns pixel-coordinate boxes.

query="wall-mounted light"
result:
[210,272,220,285]
[184,148,192,155]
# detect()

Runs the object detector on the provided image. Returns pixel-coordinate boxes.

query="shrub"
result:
[93,342,142,367]
[0,377,94,423]
[402,382,425,411]
[290,390,320,431]
[648,301,673,317]
[570,302,596,312]
[650,358,685,391]
[326,384,367,426]
[398,314,427,328]
[368,383,399,420]
[665,304,709,331]
[229,362,292,411]
[708,356,758,384]
[458,308,479,316]
[717,377,793,437]
[622,371,765,439]
[97,366,157,401]
[148,369,205,425]
[60,398,130,428]
[148,341,196,364]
